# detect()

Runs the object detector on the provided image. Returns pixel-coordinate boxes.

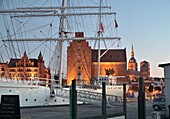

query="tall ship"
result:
[0,0,129,107]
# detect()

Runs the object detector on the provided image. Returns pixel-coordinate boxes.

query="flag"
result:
[100,21,104,32]
[114,20,118,28]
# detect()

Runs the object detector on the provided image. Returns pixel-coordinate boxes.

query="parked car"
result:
[152,97,166,111]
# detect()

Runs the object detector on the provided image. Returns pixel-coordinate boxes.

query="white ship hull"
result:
[0,78,129,107]
[0,80,70,107]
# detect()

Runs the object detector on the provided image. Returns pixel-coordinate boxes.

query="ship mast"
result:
[58,0,66,86]
[97,0,102,83]
[0,0,120,87]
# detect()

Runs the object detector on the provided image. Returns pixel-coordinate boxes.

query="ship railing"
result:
[0,77,40,85]
[55,88,123,106]
[0,76,52,86]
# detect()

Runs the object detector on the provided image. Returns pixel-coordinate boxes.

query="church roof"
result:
[92,48,126,62]
[8,58,38,67]
[129,45,137,63]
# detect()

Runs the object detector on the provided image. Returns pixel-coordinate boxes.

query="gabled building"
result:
[0,52,50,86]
[67,32,92,85]
[67,32,127,85]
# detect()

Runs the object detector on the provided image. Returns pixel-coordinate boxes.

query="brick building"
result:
[127,45,151,81]
[92,49,127,82]
[0,52,50,86]
[67,32,92,85]
[140,61,150,80]
[67,32,127,85]
[127,45,141,81]
[128,45,138,71]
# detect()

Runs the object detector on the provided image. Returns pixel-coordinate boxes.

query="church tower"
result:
[38,51,45,78]
[128,45,138,71]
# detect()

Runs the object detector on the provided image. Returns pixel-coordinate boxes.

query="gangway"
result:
[55,88,123,106]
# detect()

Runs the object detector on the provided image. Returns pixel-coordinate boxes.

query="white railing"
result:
[55,88,123,106]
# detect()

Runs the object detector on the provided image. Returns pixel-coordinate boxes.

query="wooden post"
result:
[138,77,146,119]
[102,82,106,118]
[123,83,127,119]
[69,79,77,119]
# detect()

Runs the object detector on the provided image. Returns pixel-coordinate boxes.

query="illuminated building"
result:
[67,32,92,85]
[128,45,138,71]
[127,46,151,81]
[92,49,127,82]
[127,45,140,81]
[0,52,50,86]
[67,32,127,85]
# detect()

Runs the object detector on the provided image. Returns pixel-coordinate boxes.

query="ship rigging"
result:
[0,0,121,86]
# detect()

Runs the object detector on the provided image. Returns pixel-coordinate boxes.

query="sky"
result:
[0,0,170,77]
[109,0,170,77]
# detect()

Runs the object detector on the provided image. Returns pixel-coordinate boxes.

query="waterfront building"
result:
[67,32,92,85]
[91,49,127,83]
[0,52,51,86]
[67,32,127,85]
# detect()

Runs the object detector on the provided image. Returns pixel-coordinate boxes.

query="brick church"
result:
[0,32,128,86]
[67,32,127,85]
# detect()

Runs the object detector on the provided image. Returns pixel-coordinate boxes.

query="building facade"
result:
[67,32,92,85]
[128,45,138,71]
[0,52,50,85]
[67,32,127,85]
[140,61,150,80]
[92,49,127,83]
[127,45,140,81]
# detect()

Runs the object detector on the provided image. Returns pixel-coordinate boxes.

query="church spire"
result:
[38,51,42,58]
[38,51,43,62]
[24,51,27,56]
[23,51,28,58]
[131,45,134,58]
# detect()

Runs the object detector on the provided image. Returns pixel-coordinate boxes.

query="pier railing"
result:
[55,88,123,106]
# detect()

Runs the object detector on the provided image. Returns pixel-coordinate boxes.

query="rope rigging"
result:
[0,0,122,82]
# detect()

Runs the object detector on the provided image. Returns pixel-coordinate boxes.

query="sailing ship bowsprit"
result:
[0,0,128,107]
